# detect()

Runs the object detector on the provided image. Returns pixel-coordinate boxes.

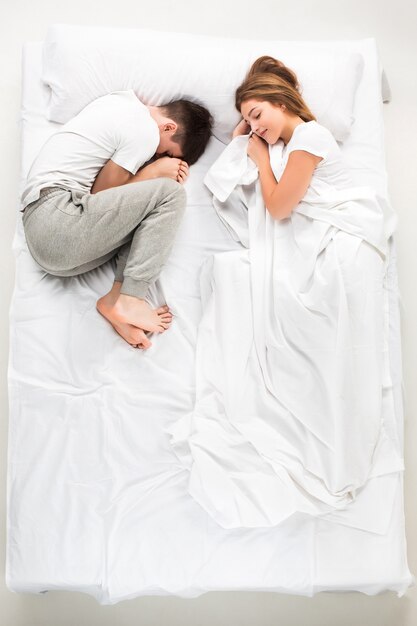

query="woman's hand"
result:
[151,157,189,184]
[232,118,251,138]
[247,134,269,168]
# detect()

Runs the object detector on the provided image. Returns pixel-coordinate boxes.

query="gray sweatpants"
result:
[22,179,186,299]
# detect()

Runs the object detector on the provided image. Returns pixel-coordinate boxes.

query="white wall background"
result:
[1,0,416,624]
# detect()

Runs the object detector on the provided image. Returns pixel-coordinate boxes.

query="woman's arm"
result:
[258,151,322,220]
[247,135,322,220]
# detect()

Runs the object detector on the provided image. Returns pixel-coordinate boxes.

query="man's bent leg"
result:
[23,179,185,343]
[102,179,186,332]
[117,180,186,298]
[114,243,131,283]
[23,178,186,287]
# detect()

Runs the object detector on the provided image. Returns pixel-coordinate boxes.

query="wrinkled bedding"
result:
[169,136,404,530]
[6,39,413,605]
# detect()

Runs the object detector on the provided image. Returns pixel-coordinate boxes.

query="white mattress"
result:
[6,40,413,604]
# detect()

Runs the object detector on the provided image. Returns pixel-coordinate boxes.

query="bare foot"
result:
[96,282,173,348]
[111,294,172,334]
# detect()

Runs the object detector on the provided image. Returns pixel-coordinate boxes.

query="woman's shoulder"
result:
[292,120,336,143]
[284,120,340,164]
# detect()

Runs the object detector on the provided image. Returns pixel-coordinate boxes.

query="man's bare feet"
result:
[111,295,171,333]
[96,281,173,349]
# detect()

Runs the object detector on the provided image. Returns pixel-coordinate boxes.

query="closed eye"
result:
[245,113,261,123]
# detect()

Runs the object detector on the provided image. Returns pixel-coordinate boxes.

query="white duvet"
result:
[168,136,404,530]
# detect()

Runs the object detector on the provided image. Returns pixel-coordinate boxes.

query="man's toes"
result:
[156,305,170,314]
[131,329,152,349]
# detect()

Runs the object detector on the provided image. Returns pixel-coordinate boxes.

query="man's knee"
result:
[161,178,187,212]
[161,178,186,199]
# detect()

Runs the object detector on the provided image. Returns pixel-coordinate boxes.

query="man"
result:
[21,90,213,349]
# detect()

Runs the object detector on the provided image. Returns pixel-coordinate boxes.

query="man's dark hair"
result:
[161,99,213,165]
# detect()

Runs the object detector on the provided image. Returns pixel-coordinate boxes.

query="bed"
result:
[6,25,414,604]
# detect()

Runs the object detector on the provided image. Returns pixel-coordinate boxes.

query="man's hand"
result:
[149,157,189,184]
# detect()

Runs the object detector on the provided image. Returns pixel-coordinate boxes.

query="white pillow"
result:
[41,24,364,144]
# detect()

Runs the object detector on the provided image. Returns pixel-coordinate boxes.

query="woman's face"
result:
[240,99,287,144]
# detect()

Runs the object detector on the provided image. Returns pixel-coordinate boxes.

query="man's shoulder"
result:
[92,89,138,107]
[64,90,158,146]
[94,90,152,120]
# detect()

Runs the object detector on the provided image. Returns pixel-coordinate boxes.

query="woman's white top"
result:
[273,120,353,198]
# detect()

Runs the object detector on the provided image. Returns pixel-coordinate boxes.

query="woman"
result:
[232,55,353,220]
[168,56,401,529]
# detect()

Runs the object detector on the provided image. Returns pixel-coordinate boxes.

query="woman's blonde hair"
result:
[235,55,316,123]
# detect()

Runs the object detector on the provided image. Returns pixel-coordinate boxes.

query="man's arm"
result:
[91,159,132,194]
[91,157,189,194]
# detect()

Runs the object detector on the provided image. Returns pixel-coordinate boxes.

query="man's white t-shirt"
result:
[276,120,353,198]
[21,90,160,208]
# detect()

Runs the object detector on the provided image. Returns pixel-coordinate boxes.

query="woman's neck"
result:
[281,116,307,145]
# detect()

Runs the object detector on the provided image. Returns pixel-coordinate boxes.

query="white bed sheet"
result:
[6,40,413,604]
